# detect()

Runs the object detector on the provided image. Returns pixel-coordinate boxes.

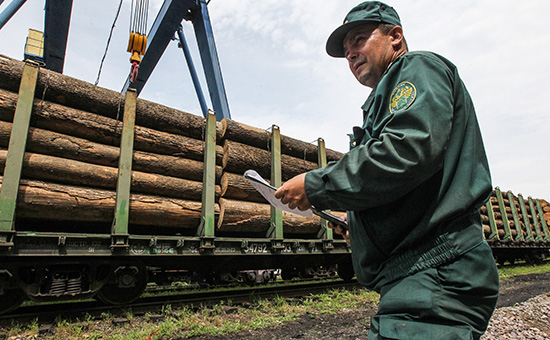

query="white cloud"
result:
[0,0,548,199]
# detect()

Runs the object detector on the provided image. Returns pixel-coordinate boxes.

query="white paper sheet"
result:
[243,169,313,218]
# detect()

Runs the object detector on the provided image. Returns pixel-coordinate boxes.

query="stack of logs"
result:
[544,199,550,225]
[480,190,550,241]
[2,55,548,239]
[0,55,344,237]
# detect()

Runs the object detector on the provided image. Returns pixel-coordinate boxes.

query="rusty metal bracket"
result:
[495,188,512,241]
[485,199,499,241]
[270,238,285,252]
[111,88,137,252]
[322,239,334,251]
[316,138,333,240]
[528,197,544,242]
[197,110,217,252]
[267,125,283,240]
[518,194,534,242]
[535,199,550,241]
[507,191,524,241]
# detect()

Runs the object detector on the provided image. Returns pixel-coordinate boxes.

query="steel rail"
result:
[0,280,362,324]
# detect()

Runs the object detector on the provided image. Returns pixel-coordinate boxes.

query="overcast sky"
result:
[0,0,549,200]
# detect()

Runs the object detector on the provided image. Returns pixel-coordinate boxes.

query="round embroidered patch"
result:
[389,81,417,114]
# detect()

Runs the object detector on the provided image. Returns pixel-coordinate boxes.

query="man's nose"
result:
[346,50,358,62]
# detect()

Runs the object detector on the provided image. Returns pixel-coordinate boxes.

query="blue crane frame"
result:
[122,0,231,121]
[0,0,73,73]
[0,0,231,121]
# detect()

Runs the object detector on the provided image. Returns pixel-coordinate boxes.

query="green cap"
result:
[326,1,401,58]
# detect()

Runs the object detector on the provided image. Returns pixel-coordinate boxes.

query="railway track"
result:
[0,279,362,324]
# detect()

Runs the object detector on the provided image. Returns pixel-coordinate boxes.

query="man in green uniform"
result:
[275,2,499,339]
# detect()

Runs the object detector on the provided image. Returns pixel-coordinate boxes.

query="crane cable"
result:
[94,0,124,86]
[128,0,149,83]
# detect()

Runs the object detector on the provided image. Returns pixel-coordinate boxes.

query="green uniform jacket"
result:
[305,51,492,291]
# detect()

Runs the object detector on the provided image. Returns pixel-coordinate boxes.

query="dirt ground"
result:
[186,271,550,340]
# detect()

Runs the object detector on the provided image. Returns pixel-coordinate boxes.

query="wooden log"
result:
[483,224,528,240]
[0,120,222,183]
[493,212,514,221]
[220,172,268,203]
[222,140,319,181]
[489,196,510,205]
[483,225,505,239]
[0,149,219,201]
[490,205,512,214]
[482,224,490,237]
[480,215,526,232]
[0,177,219,228]
[481,214,488,223]
[0,55,224,141]
[218,198,321,234]
[221,119,344,163]
[0,88,224,163]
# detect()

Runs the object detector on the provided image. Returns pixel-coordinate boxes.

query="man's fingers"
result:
[297,204,309,211]
[328,223,341,233]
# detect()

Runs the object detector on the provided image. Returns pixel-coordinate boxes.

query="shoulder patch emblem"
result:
[389,81,417,114]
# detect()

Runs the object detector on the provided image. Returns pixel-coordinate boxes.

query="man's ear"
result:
[389,26,404,48]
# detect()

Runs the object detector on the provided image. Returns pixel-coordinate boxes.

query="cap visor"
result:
[326,21,373,58]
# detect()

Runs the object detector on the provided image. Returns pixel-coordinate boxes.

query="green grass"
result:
[6,287,378,340]
[498,261,550,281]
[7,261,550,339]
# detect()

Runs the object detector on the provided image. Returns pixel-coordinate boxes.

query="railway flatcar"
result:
[0,56,352,314]
[0,56,548,315]
[481,188,550,265]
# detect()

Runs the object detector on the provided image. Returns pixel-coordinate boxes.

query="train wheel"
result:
[0,288,26,314]
[525,252,543,265]
[96,264,148,305]
[299,267,315,279]
[281,268,299,281]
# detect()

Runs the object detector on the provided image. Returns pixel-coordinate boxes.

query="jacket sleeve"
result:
[305,55,455,211]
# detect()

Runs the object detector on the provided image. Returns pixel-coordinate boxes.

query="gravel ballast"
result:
[482,293,550,340]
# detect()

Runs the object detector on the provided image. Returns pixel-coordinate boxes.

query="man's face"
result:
[343,24,394,88]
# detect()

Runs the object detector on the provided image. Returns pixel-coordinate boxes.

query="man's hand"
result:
[328,215,350,245]
[274,173,312,211]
